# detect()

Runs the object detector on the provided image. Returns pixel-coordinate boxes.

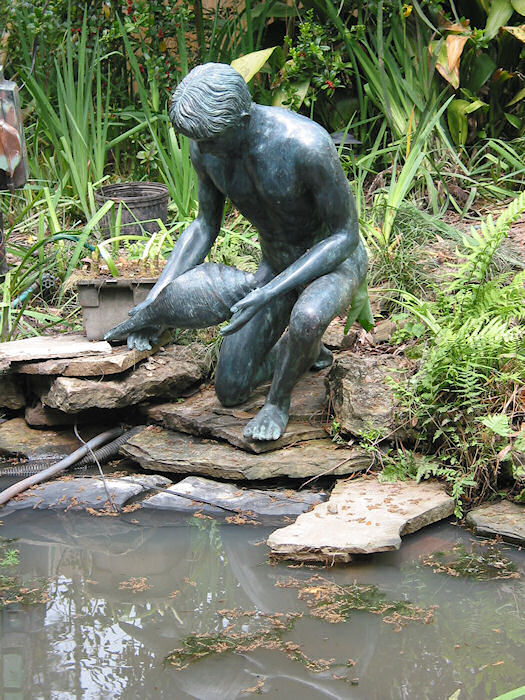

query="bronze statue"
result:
[105,63,372,441]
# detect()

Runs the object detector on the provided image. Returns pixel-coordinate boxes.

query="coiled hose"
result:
[0,426,144,477]
[0,426,125,507]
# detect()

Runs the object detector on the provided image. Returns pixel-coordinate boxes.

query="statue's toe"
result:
[243,404,288,442]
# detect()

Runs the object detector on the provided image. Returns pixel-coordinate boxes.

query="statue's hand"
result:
[126,330,160,352]
[221,287,270,336]
[105,312,163,351]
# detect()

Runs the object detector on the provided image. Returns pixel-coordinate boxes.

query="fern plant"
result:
[391,192,525,511]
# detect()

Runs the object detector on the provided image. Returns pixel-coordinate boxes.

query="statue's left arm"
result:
[222,140,359,335]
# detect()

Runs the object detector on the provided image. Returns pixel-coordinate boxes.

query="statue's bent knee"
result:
[214,369,252,407]
[289,305,325,344]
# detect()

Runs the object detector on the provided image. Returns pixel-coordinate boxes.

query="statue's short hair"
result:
[169,63,252,140]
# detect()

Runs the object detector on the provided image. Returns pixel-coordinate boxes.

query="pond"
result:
[0,500,524,699]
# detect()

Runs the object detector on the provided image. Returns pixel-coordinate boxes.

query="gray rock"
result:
[143,475,327,522]
[0,334,111,363]
[321,316,357,351]
[0,374,25,409]
[2,474,172,513]
[0,417,82,459]
[121,427,372,480]
[267,477,455,562]
[14,343,159,377]
[371,319,396,344]
[40,345,206,412]
[328,352,410,436]
[148,371,329,453]
[466,501,525,544]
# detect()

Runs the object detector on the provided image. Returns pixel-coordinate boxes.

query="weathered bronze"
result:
[105,63,372,441]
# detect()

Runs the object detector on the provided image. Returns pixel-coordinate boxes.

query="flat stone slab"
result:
[1,474,172,514]
[121,427,372,480]
[0,418,82,459]
[267,477,455,562]
[466,501,525,544]
[148,371,329,453]
[40,345,206,412]
[0,334,111,365]
[142,475,327,522]
[13,344,157,377]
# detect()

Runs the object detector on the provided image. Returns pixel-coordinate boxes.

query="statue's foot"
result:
[243,403,288,441]
[310,343,333,371]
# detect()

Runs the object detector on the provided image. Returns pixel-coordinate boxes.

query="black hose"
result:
[75,425,144,468]
[0,426,144,477]
[0,427,124,507]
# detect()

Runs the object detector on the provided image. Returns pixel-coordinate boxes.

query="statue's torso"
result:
[193,106,349,273]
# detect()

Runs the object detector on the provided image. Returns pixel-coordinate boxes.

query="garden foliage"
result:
[389,192,525,510]
[0,0,524,500]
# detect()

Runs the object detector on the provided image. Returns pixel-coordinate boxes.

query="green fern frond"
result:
[449,190,525,293]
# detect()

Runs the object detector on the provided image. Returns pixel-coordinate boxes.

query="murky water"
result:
[0,504,524,700]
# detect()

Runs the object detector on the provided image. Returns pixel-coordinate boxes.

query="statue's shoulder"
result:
[254,105,333,153]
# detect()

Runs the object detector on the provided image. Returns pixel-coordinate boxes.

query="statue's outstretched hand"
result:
[104,321,162,351]
[221,287,270,336]
[126,330,162,351]
[104,295,163,351]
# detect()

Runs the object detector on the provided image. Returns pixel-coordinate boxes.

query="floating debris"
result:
[166,610,344,673]
[118,576,152,593]
[276,575,436,629]
[423,543,521,580]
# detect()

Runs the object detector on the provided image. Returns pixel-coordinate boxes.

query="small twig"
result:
[73,422,120,513]
[299,454,359,489]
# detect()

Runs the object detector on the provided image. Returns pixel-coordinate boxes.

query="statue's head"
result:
[169,63,252,141]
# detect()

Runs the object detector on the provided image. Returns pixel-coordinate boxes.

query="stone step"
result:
[0,334,111,368]
[148,370,330,453]
[37,345,206,412]
[267,476,455,562]
[466,501,525,545]
[120,426,372,481]
[14,344,157,377]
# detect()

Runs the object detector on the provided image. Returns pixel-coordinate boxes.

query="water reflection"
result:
[0,510,523,700]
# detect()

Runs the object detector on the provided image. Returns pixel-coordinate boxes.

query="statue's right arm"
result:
[133,158,225,311]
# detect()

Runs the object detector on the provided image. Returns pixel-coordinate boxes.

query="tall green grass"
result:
[23,15,150,219]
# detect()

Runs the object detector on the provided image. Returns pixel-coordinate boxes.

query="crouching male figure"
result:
[105,62,372,441]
